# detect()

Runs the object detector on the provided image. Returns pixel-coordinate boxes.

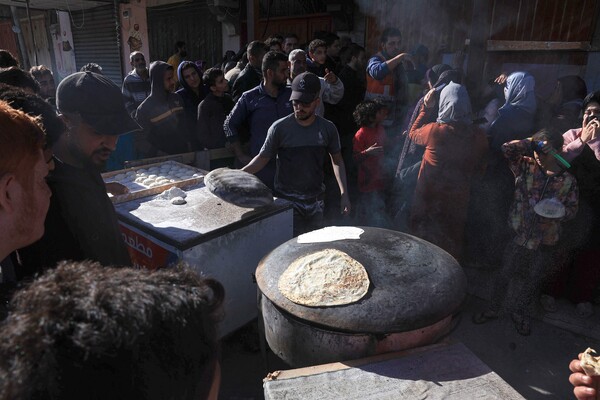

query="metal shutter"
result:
[147,1,222,68]
[71,5,123,85]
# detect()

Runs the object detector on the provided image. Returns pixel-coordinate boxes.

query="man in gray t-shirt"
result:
[243,72,351,236]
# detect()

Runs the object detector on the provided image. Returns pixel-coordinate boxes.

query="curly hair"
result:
[0,84,66,147]
[353,99,388,127]
[0,67,39,93]
[0,261,225,400]
[308,39,326,55]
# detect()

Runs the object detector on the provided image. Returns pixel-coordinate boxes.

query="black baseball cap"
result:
[57,71,141,136]
[290,72,320,103]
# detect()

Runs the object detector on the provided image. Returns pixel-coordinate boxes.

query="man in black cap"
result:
[243,72,351,236]
[20,71,140,272]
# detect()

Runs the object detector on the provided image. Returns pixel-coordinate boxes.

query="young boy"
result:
[307,39,327,77]
[197,67,234,153]
[473,129,579,335]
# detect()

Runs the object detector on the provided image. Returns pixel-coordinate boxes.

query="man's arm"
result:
[241,155,270,174]
[367,54,412,80]
[320,74,344,105]
[223,95,251,164]
[330,152,351,215]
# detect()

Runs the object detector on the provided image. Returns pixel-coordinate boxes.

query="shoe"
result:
[472,310,499,324]
[540,295,557,313]
[511,313,531,336]
[576,302,594,318]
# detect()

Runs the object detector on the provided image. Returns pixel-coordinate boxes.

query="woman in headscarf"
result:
[473,72,536,266]
[408,83,488,260]
[488,71,537,150]
[392,65,458,230]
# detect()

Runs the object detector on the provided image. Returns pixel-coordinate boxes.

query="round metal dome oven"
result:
[256,227,467,367]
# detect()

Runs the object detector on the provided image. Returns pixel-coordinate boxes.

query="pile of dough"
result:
[105,162,202,192]
[278,249,370,307]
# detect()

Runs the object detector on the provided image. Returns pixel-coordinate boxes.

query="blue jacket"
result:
[224,83,293,187]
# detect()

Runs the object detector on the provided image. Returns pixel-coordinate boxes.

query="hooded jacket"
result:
[135,61,189,157]
[176,61,207,149]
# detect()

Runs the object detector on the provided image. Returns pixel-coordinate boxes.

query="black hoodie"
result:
[134,61,189,157]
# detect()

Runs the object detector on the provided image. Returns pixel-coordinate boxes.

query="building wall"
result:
[119,0,150,77]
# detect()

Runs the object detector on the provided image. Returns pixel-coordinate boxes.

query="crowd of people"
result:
[0,23,599,397]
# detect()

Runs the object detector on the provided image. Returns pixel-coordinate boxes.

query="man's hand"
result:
[570,354,600,399]
[340,192,351,215]
[324,68,338,84]
[582,118,599,143]
[536,140,554,155]
[364,142,384,156]
[237,154,252,166]
[105,182,129,196]
[423,88,437,108]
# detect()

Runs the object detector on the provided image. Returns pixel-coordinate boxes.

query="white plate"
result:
[534,198,566,219]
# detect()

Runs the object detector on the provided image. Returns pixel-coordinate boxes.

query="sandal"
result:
[472,310,498,324]
[511,313,531,336]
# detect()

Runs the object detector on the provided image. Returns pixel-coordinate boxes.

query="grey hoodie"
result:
[134,61,189,157]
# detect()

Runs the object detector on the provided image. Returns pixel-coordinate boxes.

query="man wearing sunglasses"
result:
[243,72,351,236]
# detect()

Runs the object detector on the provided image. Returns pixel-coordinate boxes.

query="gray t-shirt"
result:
[260,114,341,200]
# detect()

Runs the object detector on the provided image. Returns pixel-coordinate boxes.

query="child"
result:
[197,67,234,168]
[307,39,327,77]
[352,100,389,227]
[473,129,579,335]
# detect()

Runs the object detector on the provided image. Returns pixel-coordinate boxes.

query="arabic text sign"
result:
[119,224,179,270]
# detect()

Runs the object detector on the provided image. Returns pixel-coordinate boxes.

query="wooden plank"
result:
[102,160,205,205]
[487,40,591,51]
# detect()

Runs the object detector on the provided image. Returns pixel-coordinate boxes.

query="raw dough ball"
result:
[171,196,187,205]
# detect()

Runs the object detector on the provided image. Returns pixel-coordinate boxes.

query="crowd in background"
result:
[0,23,599,398]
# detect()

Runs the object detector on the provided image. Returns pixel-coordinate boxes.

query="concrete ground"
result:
[218,262,600,400]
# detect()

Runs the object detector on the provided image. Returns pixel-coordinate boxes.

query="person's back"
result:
[0,261,224,400]
[408,83,488,259]
[488,72,537,151]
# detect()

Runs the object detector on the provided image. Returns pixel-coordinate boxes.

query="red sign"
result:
[119,223,179,270]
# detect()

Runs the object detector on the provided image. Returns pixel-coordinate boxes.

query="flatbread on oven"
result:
[581,347,600,376]
[278,249,370,307]
[204,168,273,208]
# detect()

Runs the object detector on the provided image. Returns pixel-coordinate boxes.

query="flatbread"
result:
[204,168,273,208]
[581,347,600,376]
[278,249,370,307]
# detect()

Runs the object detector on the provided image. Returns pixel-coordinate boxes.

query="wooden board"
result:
[487,40,591,51]
[102,160,206,204]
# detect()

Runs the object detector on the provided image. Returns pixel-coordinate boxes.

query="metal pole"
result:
[25,0,38,65]
[114,0,124,83]
[9,6,31,68]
